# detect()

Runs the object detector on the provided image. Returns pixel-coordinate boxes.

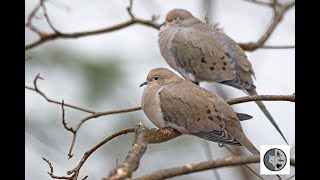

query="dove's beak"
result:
[159,21,166,28]
[139,81,148,87]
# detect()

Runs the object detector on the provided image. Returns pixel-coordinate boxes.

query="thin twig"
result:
[226,94,295,105]
[127,0,134,19]
[67,106,142,157]
[223,145,263,179]
[40,0,62,34]
[26,74,95,114]
[42,157,70,179]
[25,0,159,51]
[61,100,74,132]
[26,0,49,35]
[133,155,260,180]
[25,74,141,115]
[26,0,294,52]
[26,0,48,35]
[202,141,221,180]
[133,155,295,180]
[26,0,43,25]
[25,18,160,50]
[239,1,295,51]
[67,128,135,179]
[243,0,273,7]
[26,74,141,158]
[27,74,294,158]
[26,74,294,157]
[68,133,76,159]
[261,45,295,49]
[80,176,88,180]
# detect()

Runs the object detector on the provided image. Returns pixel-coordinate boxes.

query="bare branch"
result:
[26,74,141,158]
[67,106,141,157]
[67,128,135,179]
[26,0,43,26]
[239,1,295,51]
[61,100,74,132]
[40,0,62,34]
[42,120,294,180]
[27,74,294,157]
[42,157,70,179]
[25,0,159,51]
[222,144,263,179]
[243,0,273,7]
[105,124,181,180]
[144,127,181,144]
[260,45,295,49]
[27,74,294,158]
[26,0,47,35]
[26,74,95,114]
[75,107,142,131]
[26,0,294,52]
[127,0,134,19]
[226,94,295,105]
[42,128,134,180]
[25,74,140,115]
[133,155,295,180]
[202,141,221,180]
[25,19,160,51]
[106,124,149,180]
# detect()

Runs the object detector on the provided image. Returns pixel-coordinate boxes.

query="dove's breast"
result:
[141,86,166,128]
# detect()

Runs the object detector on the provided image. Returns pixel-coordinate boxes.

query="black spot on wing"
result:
[226,52,231,59]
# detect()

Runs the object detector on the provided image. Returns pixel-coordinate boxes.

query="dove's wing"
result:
[170,23,255,89]
[158,81,240,145]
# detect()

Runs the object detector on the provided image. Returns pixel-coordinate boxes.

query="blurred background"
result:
[25,0,295,179]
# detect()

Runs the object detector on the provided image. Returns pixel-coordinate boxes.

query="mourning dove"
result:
[158,9,288,144]
[140,68,259,155]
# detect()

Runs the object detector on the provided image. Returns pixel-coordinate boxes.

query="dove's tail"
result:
[234,131,260,155]
[244,89,289,145]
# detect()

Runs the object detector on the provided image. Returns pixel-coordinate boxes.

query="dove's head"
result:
[160,9,199,30]
[140,68,182,88]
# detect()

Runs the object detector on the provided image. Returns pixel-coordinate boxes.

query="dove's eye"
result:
[173,16,179,21]
[153,76,159,80]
